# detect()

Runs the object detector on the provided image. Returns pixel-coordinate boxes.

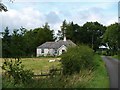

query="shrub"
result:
[61,45,96,75]
[2,58,34,85]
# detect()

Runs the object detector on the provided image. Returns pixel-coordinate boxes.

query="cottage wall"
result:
[36,48,41,57]
[49,49,54,56]
[36,40,76,57]
[58,45,67,56]
[43,49,49,56]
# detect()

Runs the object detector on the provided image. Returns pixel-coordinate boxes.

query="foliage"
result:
[10,28,26,58]
[103,23,119,55]
[2,58,34,85]
[87,55,109,88]
[2,27,11,58]
[57,21,106,52]
[2,56,109,88]
[0,2,8,12]
[2,23,54,58]
[61,45,96,75]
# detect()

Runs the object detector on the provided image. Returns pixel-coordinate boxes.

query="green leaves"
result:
[2,58,33,85]
[2,23,54,58]
[103,23,119,55]
[61,45,95,75]
[57,21,106,51]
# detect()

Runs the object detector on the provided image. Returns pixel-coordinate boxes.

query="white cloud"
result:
[1,6,62,35]
[1,1,117,35]
[1,7,45,30]
[63,6,117,26]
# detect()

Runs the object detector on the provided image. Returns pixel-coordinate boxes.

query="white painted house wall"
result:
[48,49,54,56]
[36,48,41,57]
[37,45,67,57]
[44,49,49,56]
[58,45,67,56]
[37,48,49,56]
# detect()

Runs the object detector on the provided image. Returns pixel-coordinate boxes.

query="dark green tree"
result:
[2,27,11,58]
[82,21,106,51]
[103,23,119,55]
[10,28,26,58]
[23,23,54,56]
[58,20,67,40]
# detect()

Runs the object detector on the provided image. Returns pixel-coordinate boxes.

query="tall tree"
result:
[10,28,26,58]
[58,20,67,40]
[24,23,54,56]
[2,27,11,57]
[103,23,119,55]
[82,21,106,51]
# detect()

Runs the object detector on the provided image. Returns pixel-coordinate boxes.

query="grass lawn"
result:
[1,58,61,74]
[21,58,61,74]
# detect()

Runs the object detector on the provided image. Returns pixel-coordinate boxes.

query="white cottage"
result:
[36,39,76,57]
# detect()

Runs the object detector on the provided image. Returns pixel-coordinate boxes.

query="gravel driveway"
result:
[102,56,120,89]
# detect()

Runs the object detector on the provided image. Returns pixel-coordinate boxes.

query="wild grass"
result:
[87,55,109,88]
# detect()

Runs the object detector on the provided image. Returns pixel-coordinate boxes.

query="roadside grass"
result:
[2,55,109,88]
[112,55,120,60]
[87,55,109,88]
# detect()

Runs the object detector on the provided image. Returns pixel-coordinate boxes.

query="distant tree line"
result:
[58,20,119,55]
[2,23,54,58]
[1,21,119,58]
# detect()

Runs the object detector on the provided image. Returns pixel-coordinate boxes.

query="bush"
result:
[2,58,34,85]
[61,45,96,75]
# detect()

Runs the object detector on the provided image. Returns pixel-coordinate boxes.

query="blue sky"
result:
[0,0,119,35]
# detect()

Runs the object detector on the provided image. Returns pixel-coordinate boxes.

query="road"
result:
[102,56,120,89]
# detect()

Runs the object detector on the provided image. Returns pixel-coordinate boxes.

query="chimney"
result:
[63,27,66,41]
[63,35,66,41]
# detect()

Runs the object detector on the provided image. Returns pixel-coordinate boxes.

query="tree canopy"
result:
[103,23,119,55]
[58,20,106,52]
[2,21,119,57]
[2,23,54,58]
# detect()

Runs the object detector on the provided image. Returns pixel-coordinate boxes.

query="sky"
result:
[0,0,119,35]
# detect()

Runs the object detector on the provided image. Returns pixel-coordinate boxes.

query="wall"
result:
[36,48,41,57]
[58,45,67,56]
[37,48,54,56]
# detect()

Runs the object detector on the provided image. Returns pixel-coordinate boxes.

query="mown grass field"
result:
[1,57,61,74]
[22,58,61,73]
[2,55,109,88]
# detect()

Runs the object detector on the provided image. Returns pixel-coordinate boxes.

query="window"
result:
[55,49,57,54]
[41,49,44,53]
[62,50,65,53]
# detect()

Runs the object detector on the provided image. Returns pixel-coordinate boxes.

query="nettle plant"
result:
[2,58,33,85]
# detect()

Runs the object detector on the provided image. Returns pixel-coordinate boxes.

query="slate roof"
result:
[37,40,76,49]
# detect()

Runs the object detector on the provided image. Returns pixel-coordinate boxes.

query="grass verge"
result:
[112,55,120,60]
[86,55,109,88]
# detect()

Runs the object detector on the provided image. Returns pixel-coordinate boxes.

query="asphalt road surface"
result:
[102,56,120,89]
